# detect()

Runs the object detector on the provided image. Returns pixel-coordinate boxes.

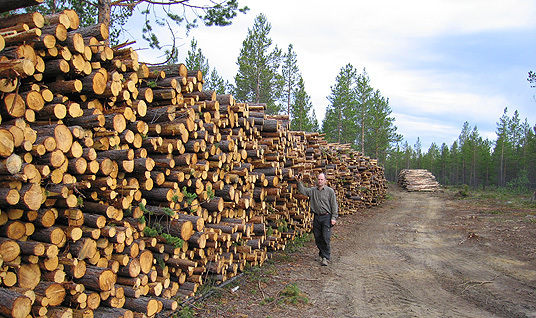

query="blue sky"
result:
[124,0,536,151]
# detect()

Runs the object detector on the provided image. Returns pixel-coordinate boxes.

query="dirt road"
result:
[195,186,536,317]
[299,186,536,317]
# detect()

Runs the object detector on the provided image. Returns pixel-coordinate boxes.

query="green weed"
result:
[278,283,308,305]
[173,306,195,318]
[284,232,312,253]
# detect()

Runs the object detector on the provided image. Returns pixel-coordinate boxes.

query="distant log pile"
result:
[0,3,387,317]
[397,169,440,192]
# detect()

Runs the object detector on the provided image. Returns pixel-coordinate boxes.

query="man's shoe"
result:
[321,257,328,266]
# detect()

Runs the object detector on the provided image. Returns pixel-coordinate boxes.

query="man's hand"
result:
[331,219,337,226]
[296,173,302,182]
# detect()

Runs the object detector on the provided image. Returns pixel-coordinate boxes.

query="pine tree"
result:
[438,143,450,185]
[185,38,210,76]
[234,14,283,114]
[494,108,512,187]
[208,69,231,95]
[281,44,300,116]
[185,38,230,94]
[323,64,358,144]
[458,121,472,185]
[290,77,318,132]
[363,90,401,162]
[354,69,374,153]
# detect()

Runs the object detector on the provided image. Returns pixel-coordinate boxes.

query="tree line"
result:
[383,109,536,191]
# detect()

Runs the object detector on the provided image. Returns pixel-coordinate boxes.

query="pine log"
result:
[77,23,109,41]
[76,265,116,291]
[17,263,41,289]
[0,237,19,261]
[0,287,32,318]
[34,281,65,306]
[30,226,66,245]
[123,296,160,316]
[0,59,34,77]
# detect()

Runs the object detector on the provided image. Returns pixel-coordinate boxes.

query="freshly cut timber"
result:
[0,7,388,318]
[0,287,32,318]
[398,169,440,192]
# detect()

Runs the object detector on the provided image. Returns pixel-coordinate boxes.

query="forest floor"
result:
[174,184,536,318]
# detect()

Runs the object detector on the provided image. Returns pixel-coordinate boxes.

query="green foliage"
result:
[173,305,195,318]
[138,215,146,224]
[182,187,197,205]
[139,203,150,214]
[285,232,312,253]
[76,197,84,207]
[156,256,166,269]
[384,108,536,193]
[279,283,308,305]
[322,66,400,159]
[186,38,231,94]
[19,0,247,59]
[282,44,300,116]
[163,207,175,217]
[161,233,184,249]
[290,76,319,132]
[260,296,275,305]
[206,185,215,200]
[457,184,470,198]
[203,0,249,26]
[506,169,531,193]
[276,219,288,233]
[143,226,158,237]
[234,14,283,114]
[323,64,358,144]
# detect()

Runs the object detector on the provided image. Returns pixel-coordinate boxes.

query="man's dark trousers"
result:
[313,213,332,260]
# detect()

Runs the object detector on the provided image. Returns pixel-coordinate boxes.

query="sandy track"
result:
[299,187,536,318]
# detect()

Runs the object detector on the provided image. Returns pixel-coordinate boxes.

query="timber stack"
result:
[397,169,440,192]
[0,4,386,318]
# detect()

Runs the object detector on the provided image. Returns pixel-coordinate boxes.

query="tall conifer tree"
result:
[234,14,282,114]
[323,64,358,144]
[186,39,230,94]
[290,77,318,132]
[282,44,300,116]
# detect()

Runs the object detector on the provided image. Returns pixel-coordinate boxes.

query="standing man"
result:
[297,172,338,266]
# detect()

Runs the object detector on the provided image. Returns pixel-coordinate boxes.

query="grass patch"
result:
[172,306,195,318]
[259,282,309,306]
[278,282,309,305]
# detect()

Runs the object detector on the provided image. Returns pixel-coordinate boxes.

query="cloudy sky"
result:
[126,0,536,151]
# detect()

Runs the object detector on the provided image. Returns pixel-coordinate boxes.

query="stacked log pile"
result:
[397,169,440,192]
[0,5,387,318]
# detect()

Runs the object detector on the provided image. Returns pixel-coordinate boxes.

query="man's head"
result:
[317,173,327,189]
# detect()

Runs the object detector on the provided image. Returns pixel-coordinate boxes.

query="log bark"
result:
[34,281,65,306]
[0,287,32,318]
[122,296,160,316]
